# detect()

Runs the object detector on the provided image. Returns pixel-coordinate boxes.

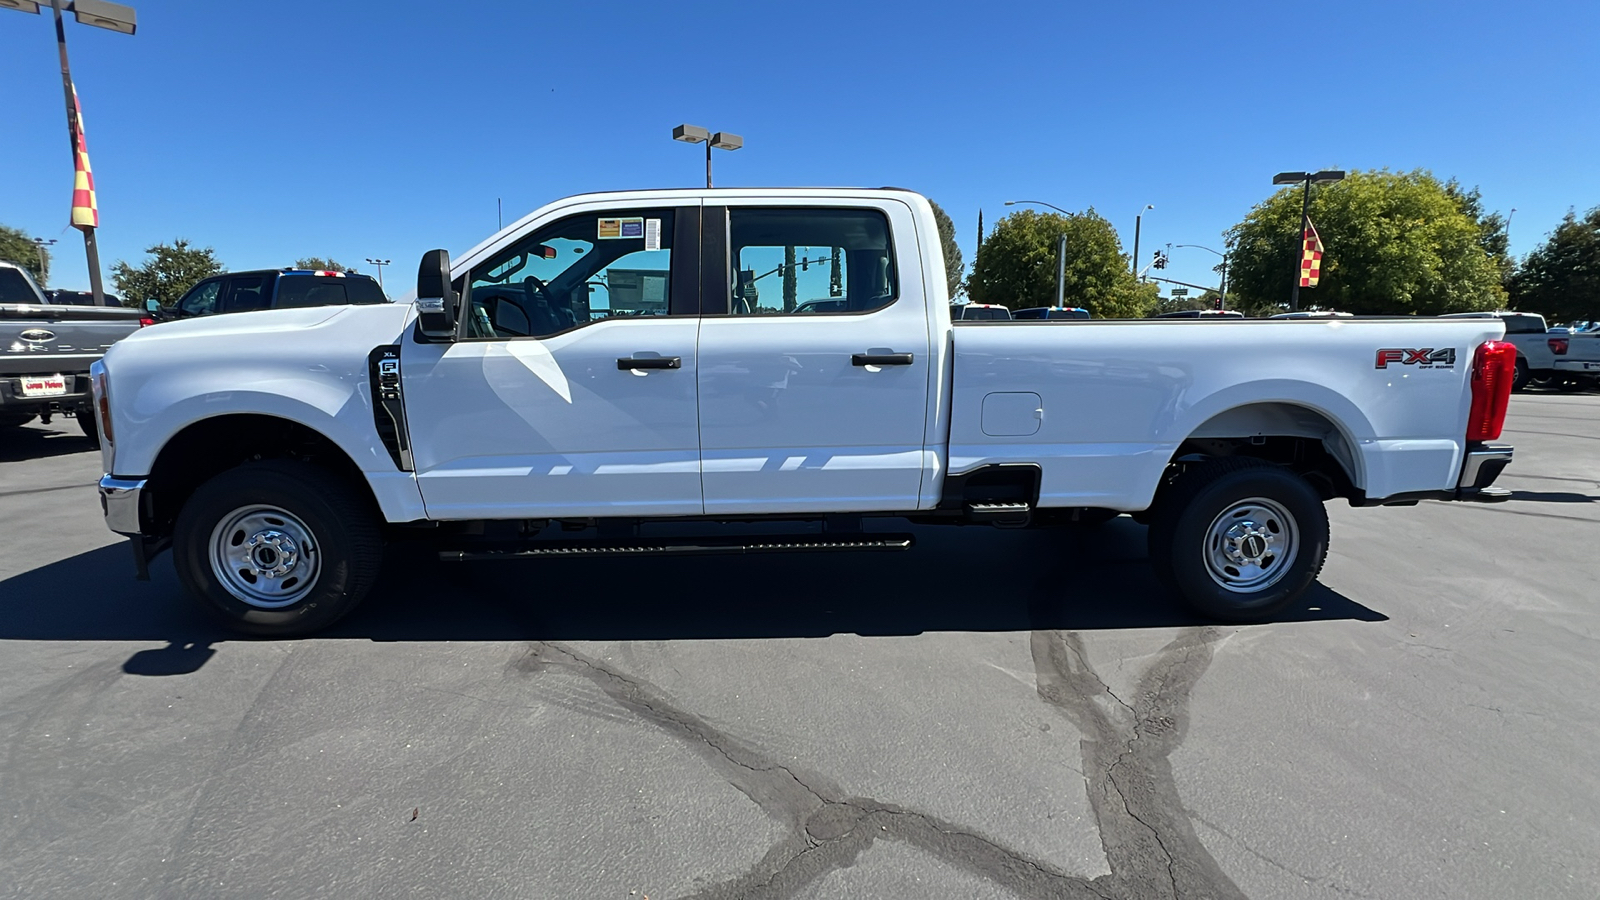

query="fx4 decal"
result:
[1375,348,1457,369]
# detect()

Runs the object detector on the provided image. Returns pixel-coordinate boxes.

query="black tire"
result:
[1148,457,1329,623]
[0,411,36,429]
[1512,358,1529,392]
[75,406,100,448]
[173,460,384,636]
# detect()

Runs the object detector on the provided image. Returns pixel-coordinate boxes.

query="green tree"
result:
[967,208,1155,318]
[1444,179,1513,283]
[111,239,225,308]
[0,224,51,286]
[1225,169,1506,316]
[1509,206,1600,324]
[926,199,964,298]
[295,257,357,273]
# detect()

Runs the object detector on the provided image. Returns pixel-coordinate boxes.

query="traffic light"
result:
[1213,296,1224,310]
[1152,250,1167,270]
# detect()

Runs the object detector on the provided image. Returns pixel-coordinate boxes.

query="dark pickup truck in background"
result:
[1,261,147,444]
[158,268,388,321]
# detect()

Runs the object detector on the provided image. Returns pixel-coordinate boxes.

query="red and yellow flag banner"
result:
[1299,219,1323,288]
[70,85,98,231]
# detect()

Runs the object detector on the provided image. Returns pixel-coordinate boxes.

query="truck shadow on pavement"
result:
[0,424,96,463]
[0,518,1384,671]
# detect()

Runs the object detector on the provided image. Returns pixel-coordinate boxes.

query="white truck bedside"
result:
[92,188,1517,636]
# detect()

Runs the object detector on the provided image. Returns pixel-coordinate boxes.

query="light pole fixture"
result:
[673,124,742,188]
[1004,200,1076,308]
[1131,204,1154,278]
[1004,199,1073,216]
[1272,170,1344,311]
[1174,244,1228,309]
[4,0,139,306]
[365,258,391,290]
[31,237,58,279]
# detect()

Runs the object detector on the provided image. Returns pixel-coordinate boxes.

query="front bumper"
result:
[99,475,148,535]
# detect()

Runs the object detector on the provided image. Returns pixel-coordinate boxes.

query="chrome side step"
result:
[440,534,915,562]
[966,501,1031,527]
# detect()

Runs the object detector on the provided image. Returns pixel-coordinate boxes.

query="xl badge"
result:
[1375,348,1456,369]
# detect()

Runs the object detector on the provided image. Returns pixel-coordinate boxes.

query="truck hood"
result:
[103,302,417,372]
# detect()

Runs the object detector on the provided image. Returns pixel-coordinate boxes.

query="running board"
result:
[439,534,915,562]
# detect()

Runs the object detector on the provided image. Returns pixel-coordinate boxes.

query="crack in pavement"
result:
[512,630,1245,900]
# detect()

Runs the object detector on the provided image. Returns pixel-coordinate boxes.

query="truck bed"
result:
[949,317,1506,507]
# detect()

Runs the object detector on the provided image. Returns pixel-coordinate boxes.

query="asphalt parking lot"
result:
[1,393,1597,900]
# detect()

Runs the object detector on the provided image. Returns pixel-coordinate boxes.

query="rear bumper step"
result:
[440,534,914,562]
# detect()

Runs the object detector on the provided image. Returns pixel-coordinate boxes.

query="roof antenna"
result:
[498,198,503,231]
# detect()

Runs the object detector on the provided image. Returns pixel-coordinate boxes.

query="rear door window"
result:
[0,267,43,304]
[222,274,272,313]
[726,208,896,316]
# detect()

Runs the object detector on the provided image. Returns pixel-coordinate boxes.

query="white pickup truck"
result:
[92,188,1518,635]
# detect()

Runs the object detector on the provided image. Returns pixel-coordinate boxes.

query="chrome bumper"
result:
[1456,444,1513,502]
[99,475,148,535]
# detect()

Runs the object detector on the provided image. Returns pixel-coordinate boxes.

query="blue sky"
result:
[3,0,1596,298]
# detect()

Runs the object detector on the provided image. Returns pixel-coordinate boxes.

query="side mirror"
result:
[144,298,160,313]
[415,249,458,340]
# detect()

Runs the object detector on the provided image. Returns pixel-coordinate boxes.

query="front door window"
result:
[466,210,678,339]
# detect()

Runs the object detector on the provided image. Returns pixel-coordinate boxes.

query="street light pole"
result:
[1174,244,1228,309]
[1005,200,1074,308]
[50,0,105,304]
[673,124,742,188]
[1131,204,1153,278]
[32,237,57,280]
[365,258,391,290]
[1272,170,1344,312]
[5,0,138,305]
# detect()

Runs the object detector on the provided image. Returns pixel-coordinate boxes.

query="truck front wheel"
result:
[173,460,384,636]
[1148,458,1328,622]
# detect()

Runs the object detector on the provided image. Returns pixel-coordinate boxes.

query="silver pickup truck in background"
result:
[1,260,148,445]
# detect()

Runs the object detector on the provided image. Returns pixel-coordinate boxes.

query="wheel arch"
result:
[1170,398,1367,501]
[143,413,383,540]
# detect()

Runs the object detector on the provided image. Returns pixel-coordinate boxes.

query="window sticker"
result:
[644,218,662,252]
[599,217,645,240]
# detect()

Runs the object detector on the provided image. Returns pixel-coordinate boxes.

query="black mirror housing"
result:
[415,249,458,340]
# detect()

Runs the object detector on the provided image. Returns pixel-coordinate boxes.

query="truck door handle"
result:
[852,352,914,367]
[617,356,682,370]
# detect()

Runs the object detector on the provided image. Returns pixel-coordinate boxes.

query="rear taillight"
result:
[1467,340,1516,442]
[1549,337,1569,355]
[138,317,154,327]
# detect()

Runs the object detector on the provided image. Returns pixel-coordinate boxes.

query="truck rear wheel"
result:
[173,460,383,636]
[1148,458,1328,622]
[0,412,35,429]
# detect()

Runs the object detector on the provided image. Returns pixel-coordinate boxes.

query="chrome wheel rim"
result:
[209,505,322,609]
[1203,497,1298,593]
